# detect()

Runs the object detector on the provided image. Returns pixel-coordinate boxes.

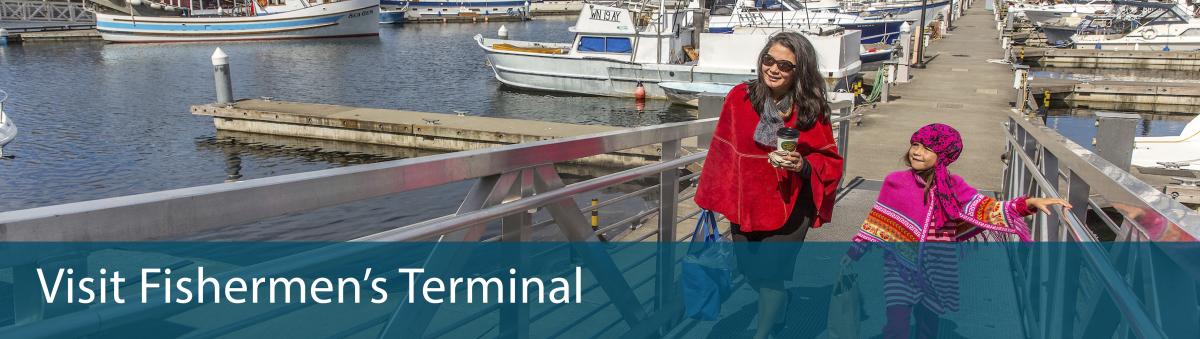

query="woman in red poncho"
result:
[694,32,844,339]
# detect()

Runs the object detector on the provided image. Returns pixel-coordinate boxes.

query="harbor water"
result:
[0,17,692,240]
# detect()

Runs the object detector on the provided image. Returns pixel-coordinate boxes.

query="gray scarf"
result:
[753,95,793,147]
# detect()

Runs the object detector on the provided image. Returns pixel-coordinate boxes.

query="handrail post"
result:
[656,139,681,334]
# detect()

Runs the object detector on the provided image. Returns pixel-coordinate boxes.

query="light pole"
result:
[913,0,929,69]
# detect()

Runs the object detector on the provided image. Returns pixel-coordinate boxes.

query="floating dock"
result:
[1019,48,1200,71]
[1031,79,1200,113]
[191,99,684,168]
[1,24,100,43]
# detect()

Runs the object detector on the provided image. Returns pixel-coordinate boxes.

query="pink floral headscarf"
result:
[910,124,964,229]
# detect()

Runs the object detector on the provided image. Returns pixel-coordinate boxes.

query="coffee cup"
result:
[776,127,799,153]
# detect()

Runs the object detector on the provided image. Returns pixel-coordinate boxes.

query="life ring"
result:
[1142,29,1157,40]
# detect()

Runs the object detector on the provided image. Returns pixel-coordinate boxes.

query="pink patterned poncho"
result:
[849,169,1036,314]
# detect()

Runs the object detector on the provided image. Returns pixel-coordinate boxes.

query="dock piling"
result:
[212,48,233,105]
[0,28,7,46]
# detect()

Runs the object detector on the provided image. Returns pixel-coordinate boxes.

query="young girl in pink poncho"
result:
[845,123,1070,339]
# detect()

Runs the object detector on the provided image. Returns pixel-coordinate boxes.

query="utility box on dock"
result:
[1093,112,1139,171]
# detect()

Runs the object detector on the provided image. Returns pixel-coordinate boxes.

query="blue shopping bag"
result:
[682,210,733,321]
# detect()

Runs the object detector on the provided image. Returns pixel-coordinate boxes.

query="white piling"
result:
[212,48,233,105]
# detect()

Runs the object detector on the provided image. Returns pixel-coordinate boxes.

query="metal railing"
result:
[0,95,858,338]
[0,0,93,22]
[1001,110,1200,339]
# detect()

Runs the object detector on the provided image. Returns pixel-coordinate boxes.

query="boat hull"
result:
[848,0,950,27]
[659,82,735,107]
[405,0,528,18]
[1041,25,1077,47]
[95,0,380,43]
[709,18,905,45]
[0,114,15,148]
[477,33,859,99]
[380,10,407,24]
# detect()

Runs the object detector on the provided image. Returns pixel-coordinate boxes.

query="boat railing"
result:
[1002,109,1200,338]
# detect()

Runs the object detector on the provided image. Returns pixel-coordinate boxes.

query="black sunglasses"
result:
[760,55,796,73]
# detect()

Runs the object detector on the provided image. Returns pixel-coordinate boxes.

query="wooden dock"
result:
[1020,48,1200,71]
[191,99,686,168]
[1030,79,1200,113]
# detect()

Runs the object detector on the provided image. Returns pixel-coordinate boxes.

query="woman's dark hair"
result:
[744,31,831,130]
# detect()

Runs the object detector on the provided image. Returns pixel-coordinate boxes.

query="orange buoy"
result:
[633,81,646,100]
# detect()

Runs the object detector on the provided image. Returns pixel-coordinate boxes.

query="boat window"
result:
[606,38,632,53]
[578,36,633,54]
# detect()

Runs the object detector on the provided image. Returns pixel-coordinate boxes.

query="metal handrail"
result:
[1003,110,1199,339]
[1006,111,1200,241]
[353,152,708,241]
[0,118,717,242]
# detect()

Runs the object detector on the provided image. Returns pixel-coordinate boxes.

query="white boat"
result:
[93,0,380,43]
[707,0,909,45]
[0,91,16,158]
[402,0,530,19]
[475,3,861,99]
[838,0,951,27]
[1010,0,1112,26]
[529,0,585,14]
[659,82,736,106]
[1071,2,1200,51]
[380,0,408,24]
[1132,115,1200,171]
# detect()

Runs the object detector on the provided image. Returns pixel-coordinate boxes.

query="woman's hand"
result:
[769,151,807,172]
[1026,197,1073,214]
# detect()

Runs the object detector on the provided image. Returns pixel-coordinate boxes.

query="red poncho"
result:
[694,83,844,231]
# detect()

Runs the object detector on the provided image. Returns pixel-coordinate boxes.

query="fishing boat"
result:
[1069,1,1200,51]
[659,82,736,106]
[380,0,408,24]
[707,0,908,44]
[475,2,861,99]
[0,91,16,158]
[92,0,380,43]
[401,0,530,19]
[1132,115,1200,171]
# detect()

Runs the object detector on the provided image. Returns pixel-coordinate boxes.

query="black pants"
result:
[730,184,814,286]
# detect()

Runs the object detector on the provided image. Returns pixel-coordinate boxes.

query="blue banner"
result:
[0,242,1196,338]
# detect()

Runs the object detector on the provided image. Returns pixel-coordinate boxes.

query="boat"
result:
[659,82,736,106]
[707,0,908,44]
[1132,115,1200,171]
[529,0,585,14]
[1069,1,1200,51]
[838,0,952,27]
[475,2,861,99]
[0,91,15,158]
[92,0,380,43]
[380,0,408,24]
[1010,0,1112,26]
[401,0,530,19]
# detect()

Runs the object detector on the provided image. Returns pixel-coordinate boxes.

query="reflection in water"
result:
[1043,108,1194,150]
